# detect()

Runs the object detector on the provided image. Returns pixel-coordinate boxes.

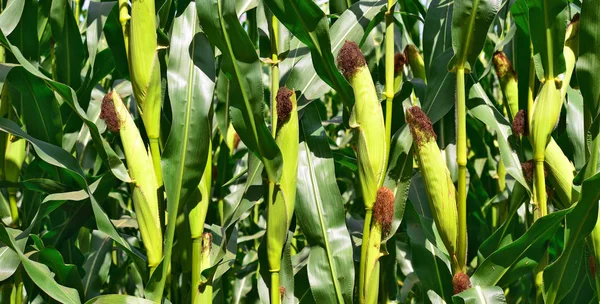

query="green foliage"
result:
[0,0,598,303]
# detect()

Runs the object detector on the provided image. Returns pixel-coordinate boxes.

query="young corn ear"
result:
[100,92,163,267]
[365,187,395,304]
[492,51,519,121]
[404,44,427,83]
[267,87,298,274]
[337,41,386,209]
[406,106,458,267]
[4,134,25,224]
[129,0,162,142]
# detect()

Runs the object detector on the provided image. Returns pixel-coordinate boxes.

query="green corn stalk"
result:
[406,106,459,272]
[404,44,427,83]
[100,92,162,269]
[337,41,386,304]
[190,141,212,304]
[384,0,395,160]
[127,0,163,186]
[196,232,213,303]
[267,87,298,304]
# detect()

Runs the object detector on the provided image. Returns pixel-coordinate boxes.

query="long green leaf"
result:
[577,0,600,127]
[0,226,81,304]
[49,0,84,90]
[0,118,147,279]
[197,0,282,182]
[452,286,507,303]
[543,172,600,303]
[146,2,215,299]
[296,103,355,304]
[0,31,131,183]
[449,0,501,71]
[471,208,569,287]
[84,295,155,304]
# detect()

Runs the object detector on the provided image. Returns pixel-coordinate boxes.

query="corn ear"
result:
[404,44,427,83]
[529,80,562,162]
[406,106,458,264]
[189,140,212,239]
[267,87,298,272]
[101,92,162,267]
[492,51,519,121]
[337,41,386,209]
[129,0,161,141]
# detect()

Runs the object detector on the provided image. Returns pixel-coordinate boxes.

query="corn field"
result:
[0,0,599,303]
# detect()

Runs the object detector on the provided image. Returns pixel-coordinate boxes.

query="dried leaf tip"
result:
[452,272,471,295]
[406,106,436,146]
[337,40,366,79]
[374,187,394,234]
[394,52,407,75]
[512,109,528,136]
[100,92,121,132]
[276,87,293,126]
[492,51,516,81]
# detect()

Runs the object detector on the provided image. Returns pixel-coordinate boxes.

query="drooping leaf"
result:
[197,0,282,182]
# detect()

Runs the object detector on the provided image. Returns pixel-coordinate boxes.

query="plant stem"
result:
[534,160,547,219]
[271,272,280,304]
[191,237,201,304]
[359,209,373,304]
[198,233,212,303]
[384,1,395,164]
[456,67,467,272]
[270,15,280,136]
[149,137,165,229]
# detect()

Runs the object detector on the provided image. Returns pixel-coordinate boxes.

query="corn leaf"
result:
[471,208,568,286]
[449,0,501,72]
[49,0,84,90]
[197,0,282,182]
[577,0,600,130]
[543,172,600,303]
[263,0,355,107]
[296,103,355,303]
[0,31,131,183]
[282,0,384,104]
[452,286,507,303]
[146,2,216,299]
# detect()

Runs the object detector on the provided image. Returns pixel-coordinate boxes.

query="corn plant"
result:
[1,0,600,303]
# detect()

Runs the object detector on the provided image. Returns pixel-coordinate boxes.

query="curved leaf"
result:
[296,103,355,303]
[577,0,600,130]
[264,0,355,106]
[543,172,600,303]
[0,32,131,183]
[471,209,568,287]
[449,0,501,71]
[452,286,507,303]
[84,295,155,304]
[197,0,282,182]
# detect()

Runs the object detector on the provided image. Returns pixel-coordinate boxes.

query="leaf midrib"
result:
[302,139,345,304]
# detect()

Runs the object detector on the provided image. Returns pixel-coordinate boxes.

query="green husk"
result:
[267,88,298,294]
[404,44,427,83]
[406,106,459,271]
[101,92,162,267]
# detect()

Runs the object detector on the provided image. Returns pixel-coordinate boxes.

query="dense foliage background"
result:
[0,0,598,303]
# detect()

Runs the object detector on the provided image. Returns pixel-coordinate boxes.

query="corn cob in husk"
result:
[267,87,298,277]
[404,44,427,83]
[337,41,386,209]
[406,106,458,269]
[101,92,162,267]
